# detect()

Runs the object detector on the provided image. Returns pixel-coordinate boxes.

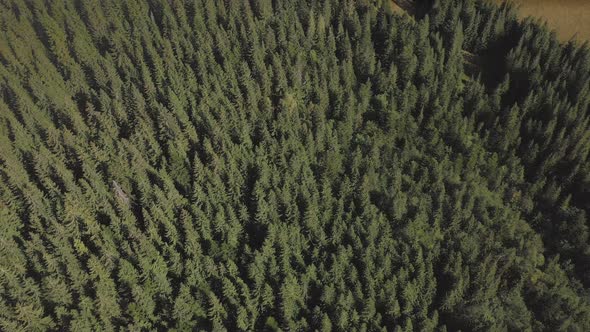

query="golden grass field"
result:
[389,0,590,42]
[496,0,590,41]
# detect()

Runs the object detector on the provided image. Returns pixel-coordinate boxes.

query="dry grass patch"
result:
[496,0,590,41]
[389,0,416,17]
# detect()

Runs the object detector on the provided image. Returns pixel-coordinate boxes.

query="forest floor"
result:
[494,0,590,41]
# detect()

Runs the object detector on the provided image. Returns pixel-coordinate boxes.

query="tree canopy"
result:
[1,0,590,330]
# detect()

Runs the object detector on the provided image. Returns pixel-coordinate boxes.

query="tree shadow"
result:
[392,0,416,16]
[391,0,433,18]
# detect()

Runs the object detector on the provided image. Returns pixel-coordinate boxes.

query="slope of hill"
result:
[1,0,590,330]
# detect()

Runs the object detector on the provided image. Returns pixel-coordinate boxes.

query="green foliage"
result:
[0,0,589,330]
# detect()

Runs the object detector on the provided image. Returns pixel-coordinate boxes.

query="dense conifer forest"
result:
[1,0,590,330]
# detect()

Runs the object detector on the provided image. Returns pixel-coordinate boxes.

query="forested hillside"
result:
[1,0,590,330]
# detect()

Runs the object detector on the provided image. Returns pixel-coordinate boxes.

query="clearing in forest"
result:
[390,0,416,16]
[495,0,590,41]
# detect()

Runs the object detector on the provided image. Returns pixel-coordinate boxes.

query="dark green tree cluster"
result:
[0,0,589,330]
